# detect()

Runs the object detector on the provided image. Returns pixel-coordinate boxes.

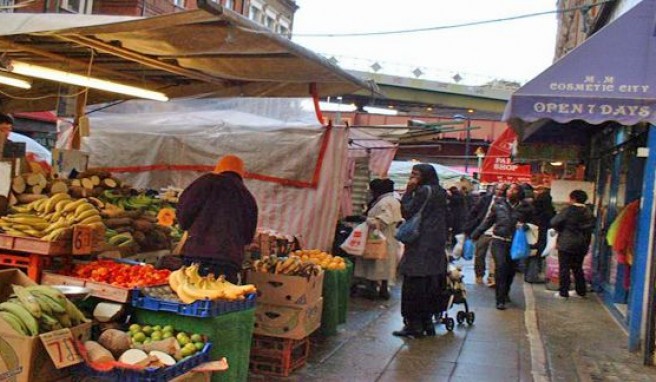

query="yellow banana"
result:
[45,193,70,213]
[176,282,199,304]
[74,203,95,218]
[55,199,72,213]
[62,199,87,214]
[75,209,99,222]
[79,215,103,225]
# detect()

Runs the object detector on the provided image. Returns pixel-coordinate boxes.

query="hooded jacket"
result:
[177,172,258,267]
[472,197,534,241]
[399,164,448,277]
[550,203,595,254]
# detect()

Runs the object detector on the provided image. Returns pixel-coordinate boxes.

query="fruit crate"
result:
[76,342,212,382]
[131,290,257,318]
[249,335,310,377]
[0,234,71,255]
[41,271,159,303]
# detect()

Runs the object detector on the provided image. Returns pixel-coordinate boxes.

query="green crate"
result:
[134,307,255,382]
[320,259,353,335]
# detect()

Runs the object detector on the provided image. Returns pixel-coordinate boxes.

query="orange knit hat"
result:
[213,154,245,177]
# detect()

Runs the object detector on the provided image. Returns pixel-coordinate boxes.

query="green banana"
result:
[30,291,66,314]
[0,302,39,336]
[63,299,88,325]
[0,312,27,335]
[12,285,42,318]
[25,286,68,308]
[108,232,133,246]
[55,313,72,328]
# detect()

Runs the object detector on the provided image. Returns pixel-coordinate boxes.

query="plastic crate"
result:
[76,342,212,382]
[249,335,309,377]
[132,290,257,318]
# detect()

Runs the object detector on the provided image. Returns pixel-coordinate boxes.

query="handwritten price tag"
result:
[72,225,92,255]
[39,329,82,369]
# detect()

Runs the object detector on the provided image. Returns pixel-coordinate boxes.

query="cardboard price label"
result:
[40,329,82,369]
[72,225,92,255]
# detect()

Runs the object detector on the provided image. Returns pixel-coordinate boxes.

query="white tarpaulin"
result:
[65,98,347,250]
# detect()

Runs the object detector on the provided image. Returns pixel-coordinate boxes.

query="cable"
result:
[292,0,615,38]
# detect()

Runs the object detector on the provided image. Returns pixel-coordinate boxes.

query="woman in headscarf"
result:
[393,164,448,338]
[354,178,403,300]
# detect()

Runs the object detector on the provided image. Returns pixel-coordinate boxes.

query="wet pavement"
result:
[249,259,656,381]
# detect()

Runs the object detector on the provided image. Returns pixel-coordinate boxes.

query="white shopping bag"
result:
[451,233,466,259]
[340,222,368,256]
[541,228,558,257]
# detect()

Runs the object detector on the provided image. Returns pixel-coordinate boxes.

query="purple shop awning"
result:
[504,0,656,139]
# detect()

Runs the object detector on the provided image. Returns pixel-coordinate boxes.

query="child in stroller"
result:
[434,262,475,331]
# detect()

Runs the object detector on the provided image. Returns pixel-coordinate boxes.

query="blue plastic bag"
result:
[462,238,475,261]
[511,227,531,260]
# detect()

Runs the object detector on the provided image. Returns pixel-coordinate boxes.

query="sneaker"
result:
[496,302,506,310]
[475,276,484,285]
[554,292,569,299]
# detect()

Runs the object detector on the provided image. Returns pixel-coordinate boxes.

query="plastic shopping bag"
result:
[340,222,368,256]
[451,233,466,259]
[541,229,558,257]
[462,238,475,261]
[511,227,531,260]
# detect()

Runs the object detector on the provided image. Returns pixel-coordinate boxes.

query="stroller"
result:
[434,262,475,331]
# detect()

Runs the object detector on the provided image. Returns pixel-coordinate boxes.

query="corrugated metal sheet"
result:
[351,157,370,215]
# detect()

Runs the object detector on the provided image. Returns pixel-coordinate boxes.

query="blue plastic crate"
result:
[131,291,257,318]
[76,343,212,382]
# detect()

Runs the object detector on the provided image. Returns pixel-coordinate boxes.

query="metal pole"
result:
[464,118,471,173]
[335,96,342,125]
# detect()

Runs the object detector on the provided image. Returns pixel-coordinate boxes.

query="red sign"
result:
[480,127,532,184]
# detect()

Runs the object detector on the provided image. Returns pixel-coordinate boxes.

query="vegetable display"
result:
[251,255,323,277]
[71,260,171,288]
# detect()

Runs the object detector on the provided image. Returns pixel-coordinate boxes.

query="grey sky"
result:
[292,0,558,85]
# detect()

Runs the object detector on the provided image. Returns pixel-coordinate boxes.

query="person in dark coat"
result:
[525,186,556,283]
[447,186,467,244]
[393,164,448,338]
[177,154,259,283]
[472,183,533,310]
[550,190,595,298]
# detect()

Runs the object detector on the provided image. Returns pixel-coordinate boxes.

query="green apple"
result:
[194,342,205,351]
[142,326,153,336]
[190,334,202,343]
[128,324,141,333]
[163,325,174,333]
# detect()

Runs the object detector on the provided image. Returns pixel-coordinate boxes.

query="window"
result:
[224,0,234,9]
[172,0,185,7]
[265,16,275,30]
[249,6,262,23]
[60,0,93,13]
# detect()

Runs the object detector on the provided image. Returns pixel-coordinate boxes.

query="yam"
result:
[91,186,105,198]
[133,219,154,232]
[84,341,115,364]
[8,193,17,207]
[25,173,40,186]
[133,337,180,356]
[69,186,87,199]
[91,175,101,186]
[92,302,124,323]
[49,180,68,195]
[11,176,25,194]
[77,169,111,180]
[16,193,47,204]
[29,185,44,195]
[98,329,132,358]
[71,179,82,187]
[37,173,47,188]
[103,178,119,189]
[118,349,150,367]
[81,178,94,190]
[148,351,176,366]
[104,217,133,228]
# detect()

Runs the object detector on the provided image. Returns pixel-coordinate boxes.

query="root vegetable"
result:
[133,219,153,232]
[71,179,81,187]
[81,178,94,190]
[29,185,44,195]
[84,341,115,364]
[16,193,47,204]
[49,180,68,195]
[105,217,134,228]
[118,349,149,366]
[148,351,176,366]
[91,175,101,186]
[98,329,132,358]
[11,176,25,194]
[69,186,87,199]
[133,337,180,356]
[92,302,124,323]
[103,178,119,189]
[77,169,111,180]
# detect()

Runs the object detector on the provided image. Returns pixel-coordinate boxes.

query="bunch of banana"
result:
[168,264,256,304]
[0,285,89,336]
[1,193,105,241]
[251,255,323,278]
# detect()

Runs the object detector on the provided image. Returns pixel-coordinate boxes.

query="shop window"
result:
[0,0,14,13]
[224,0,233,9]
[60,0,93,13]
[172,0,185,7]
[265,16,275,30]
[249,6,262,23]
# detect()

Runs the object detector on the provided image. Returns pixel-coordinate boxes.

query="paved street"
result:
[250,259,656,381]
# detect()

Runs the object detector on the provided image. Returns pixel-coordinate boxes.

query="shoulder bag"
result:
[395,186,432,244]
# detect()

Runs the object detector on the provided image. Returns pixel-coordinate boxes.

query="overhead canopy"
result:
[0,0,376,112]
[504,0,656,143]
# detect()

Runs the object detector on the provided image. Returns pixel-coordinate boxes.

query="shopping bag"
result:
[395,186,432,244]
[541,229,558,257]
[340,222,368,256]
[511,227,530,260]
[363,230,387,259]
[462,238,475,261]
[451,233,466,259]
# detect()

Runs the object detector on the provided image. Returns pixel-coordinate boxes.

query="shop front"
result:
[505,0,656,361]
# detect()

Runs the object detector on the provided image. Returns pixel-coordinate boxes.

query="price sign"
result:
[72,225,92,255]
[39,329,82,369]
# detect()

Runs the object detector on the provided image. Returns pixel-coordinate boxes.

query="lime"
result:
[151,331,163,341]
[152,325,162,332]
[143,337,152,344]
[180,347,194,357]
[162,332,174,339]
[190,334,202,343]
[129,324,141,333]
[176,332,188,341]
[194,342,205,351]
[183,343,197,354]
[133,332,147,343]
[177,336,191,346]
[142,326,153,336]
[163,325,174,333]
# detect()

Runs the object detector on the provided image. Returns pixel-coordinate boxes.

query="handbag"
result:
[363,230,387,260]
[395,186,432,244]
[340,222,369,256]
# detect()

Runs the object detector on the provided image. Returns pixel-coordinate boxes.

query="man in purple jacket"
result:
[177,154,259,283]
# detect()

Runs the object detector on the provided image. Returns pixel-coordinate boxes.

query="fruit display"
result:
[0,193,104,241]
[293,250,347,271]
[141,285,181,303]
[0,285,89,336]
[70,260,171,288]
[251,255,323,277]
[252,229,300,257]
[159,186,183,204]
[168,264,256,303]
[100,205,172,254]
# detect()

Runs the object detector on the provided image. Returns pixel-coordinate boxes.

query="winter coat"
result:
[463,193,494,235]
[399,184,448,277]
[551,203,595,254]
[447,190,467,235]
[472,198,534,241]
[177,172,258,267]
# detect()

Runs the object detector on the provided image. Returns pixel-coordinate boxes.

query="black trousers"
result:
[490,239,514,304]
[401,274,445,328]
[558,250,586,297]
[474,235,492,278]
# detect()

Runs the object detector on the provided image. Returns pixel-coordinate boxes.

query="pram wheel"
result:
[445,317,455,331]
[466,312,475,325]
[457,311,466,324]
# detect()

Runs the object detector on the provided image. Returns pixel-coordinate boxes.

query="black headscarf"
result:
[413,164,440,186]
[368,178,395,211]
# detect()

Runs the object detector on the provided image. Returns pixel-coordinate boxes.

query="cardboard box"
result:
[253,297,323,340]
[41,272,134,303]
[246,270,324,307]
[0,269,92,382]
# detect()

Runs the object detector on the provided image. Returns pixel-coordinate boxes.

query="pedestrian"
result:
[550,190,595,298]
[0,113,13,135]
[447,186,467,246]
[472,183,533,310]
[353,178,403,300]
[177,154,259,283]
[464,184,508,286]
[525,186,555,283]
[393,164,448,338]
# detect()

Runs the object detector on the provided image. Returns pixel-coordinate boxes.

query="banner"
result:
[480,127,532,184]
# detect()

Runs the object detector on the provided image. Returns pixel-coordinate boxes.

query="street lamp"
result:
[475,147,485,180]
